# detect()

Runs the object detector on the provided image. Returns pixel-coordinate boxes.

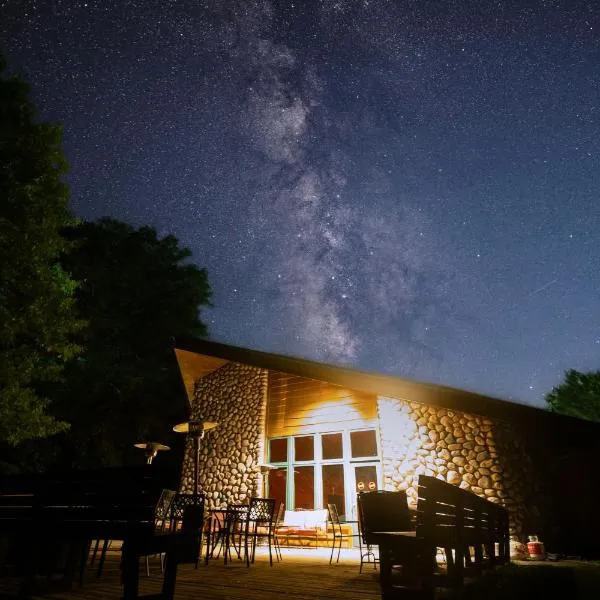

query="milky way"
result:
[2,0,599,406]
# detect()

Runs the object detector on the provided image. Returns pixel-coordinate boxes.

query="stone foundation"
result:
[378,397,537,537]
[181,362,268,508]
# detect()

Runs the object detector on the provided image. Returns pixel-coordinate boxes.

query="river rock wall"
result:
[378,396,537,537]
[180,362,268,508]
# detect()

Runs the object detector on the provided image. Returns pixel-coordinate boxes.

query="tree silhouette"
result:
[51,218,212,468]
[0,55,82,450]
[546,368,600,423]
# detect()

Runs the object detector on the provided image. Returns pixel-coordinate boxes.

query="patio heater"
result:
[133,441,170,464]
[258,464,276,497]
[173,419,218,498]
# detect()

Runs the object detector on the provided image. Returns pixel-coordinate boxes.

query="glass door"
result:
[322,463,346,518]
[347,462,380,521]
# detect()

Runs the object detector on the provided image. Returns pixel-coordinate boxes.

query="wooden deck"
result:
[0,547,381,600]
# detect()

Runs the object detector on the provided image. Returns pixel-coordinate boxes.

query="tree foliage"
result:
[545,369,600,423]
[50,218,212,468]
[0,55,82,447]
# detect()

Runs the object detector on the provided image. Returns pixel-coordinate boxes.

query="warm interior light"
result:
[258,464,276,473]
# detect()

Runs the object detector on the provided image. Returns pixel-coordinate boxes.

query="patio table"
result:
[205,505,248,564]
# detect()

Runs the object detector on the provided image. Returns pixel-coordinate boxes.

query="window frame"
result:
[267,427,381,512]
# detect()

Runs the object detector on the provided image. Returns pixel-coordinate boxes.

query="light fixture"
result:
[173,419,218,497]
[258,463,276,496]
[133,441,170,464]
[258,463,276,474]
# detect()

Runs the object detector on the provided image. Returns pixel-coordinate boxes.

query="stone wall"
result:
[378,397,538,537]
[180,362,268,508]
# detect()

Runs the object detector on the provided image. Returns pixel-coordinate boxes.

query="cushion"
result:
[282,509,327,530]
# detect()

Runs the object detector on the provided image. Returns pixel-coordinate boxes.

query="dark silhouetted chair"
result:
[92,487,179,577]
[357,490,413,573]
[168,493,205,567]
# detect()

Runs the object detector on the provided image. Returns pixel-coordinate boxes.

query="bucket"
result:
[527,535,545,560]
[509,536,528,560]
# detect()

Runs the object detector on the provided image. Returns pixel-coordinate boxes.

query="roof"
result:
[173,336,553,422]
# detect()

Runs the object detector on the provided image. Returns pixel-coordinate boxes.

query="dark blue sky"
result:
[3,0,599,407]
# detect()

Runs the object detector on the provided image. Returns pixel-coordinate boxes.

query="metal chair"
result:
[176,502,206,567]
[327,503,360,565]
[273,501,285,561]
[222,503,249,564]
[243,497,277,567]
[144,489,177,575]
[91,488,178,577]
[169,492,205,567]
[155,489,177,532]
[204,508,226,563]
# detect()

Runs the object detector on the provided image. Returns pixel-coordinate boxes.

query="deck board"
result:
[0,548,381,600]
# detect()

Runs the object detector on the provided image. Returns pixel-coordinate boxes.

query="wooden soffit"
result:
[174,348,229,406]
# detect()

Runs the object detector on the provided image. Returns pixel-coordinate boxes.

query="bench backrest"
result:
[416,475,509,552]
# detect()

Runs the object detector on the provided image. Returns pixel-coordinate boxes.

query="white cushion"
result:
[283,510,306,527]
[283,509,327,530]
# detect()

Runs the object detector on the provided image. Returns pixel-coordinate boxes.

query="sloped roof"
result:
[173,336,548,421]
[173,337,600,456]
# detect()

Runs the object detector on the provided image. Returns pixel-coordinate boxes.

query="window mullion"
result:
[287,435,294,509]
[315,433,322,509]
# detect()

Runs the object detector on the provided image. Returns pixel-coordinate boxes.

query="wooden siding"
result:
[266,371,378,438]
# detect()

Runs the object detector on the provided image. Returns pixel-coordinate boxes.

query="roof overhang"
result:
[172,337,539,421]
[174,348,229,405]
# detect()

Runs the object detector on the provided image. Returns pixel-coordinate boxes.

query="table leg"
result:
[161,551,179,600]
[121,542,140,600]
[378,542,395,600]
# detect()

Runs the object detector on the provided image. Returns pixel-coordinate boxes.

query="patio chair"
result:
[243,497,277,567]
[204,508,227,564]
[357,490,412,573]
[273,501,285,561]
[155,489,177,533]
[92,488,179,577]
[173,501,206,566]
[168,492,206,567]
[222,503,249,564]
[143,488,176,575]
[327,503,360,565]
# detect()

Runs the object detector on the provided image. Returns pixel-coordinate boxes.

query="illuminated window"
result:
[294,466,314,509]
[269,438,287,463]
[323,463,345,516]
[350,430,378,458]
[267,429,379,512]
[270,467,287,511]
[295,436,314,461]
[322,432,343,459]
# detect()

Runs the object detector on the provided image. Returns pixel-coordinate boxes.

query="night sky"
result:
[2,1,599,408]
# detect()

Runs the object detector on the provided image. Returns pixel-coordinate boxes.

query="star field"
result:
[2,0,599,407]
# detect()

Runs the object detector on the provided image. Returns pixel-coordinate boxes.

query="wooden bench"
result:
[374,475,510,599]
[0,465,200,599]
